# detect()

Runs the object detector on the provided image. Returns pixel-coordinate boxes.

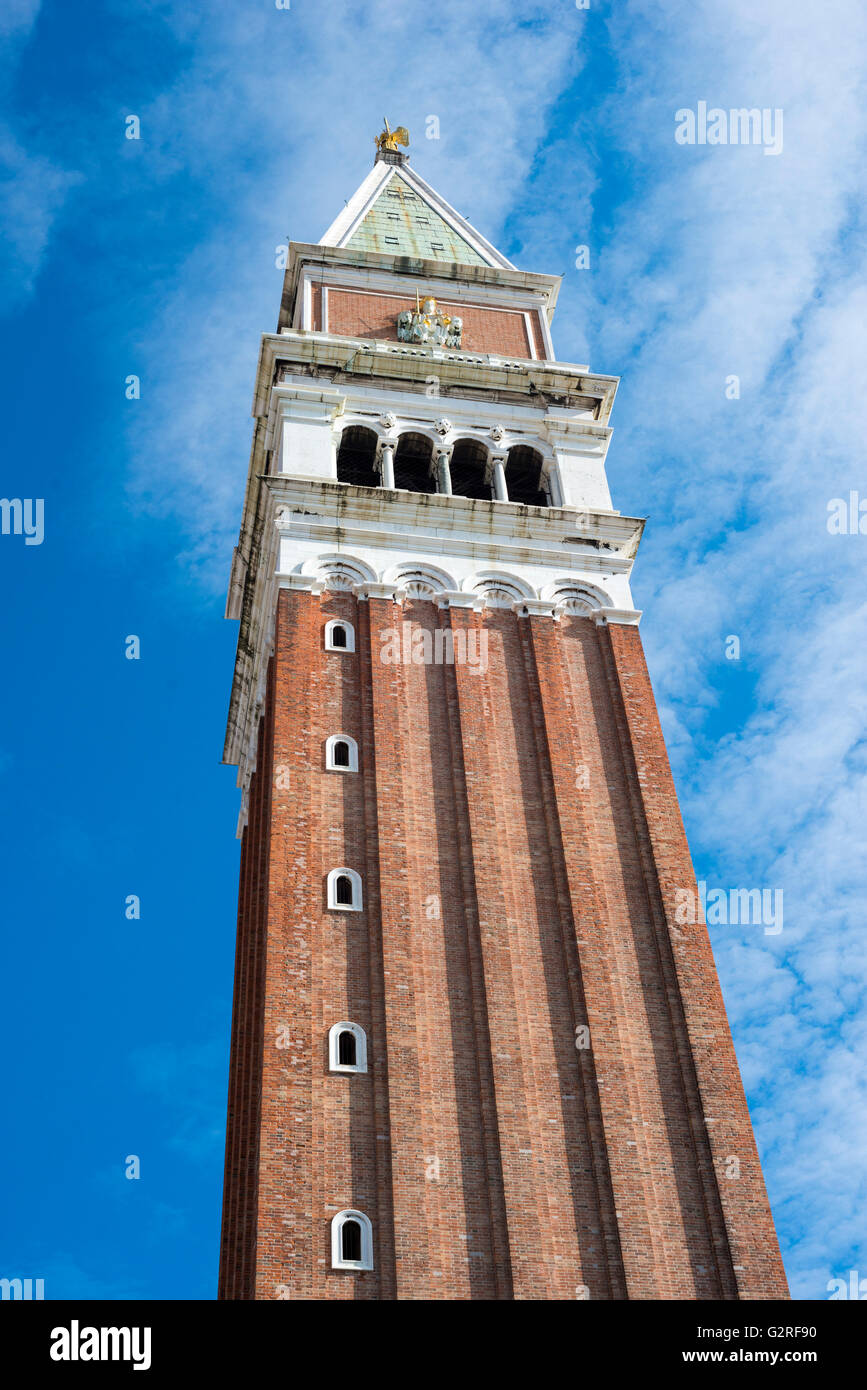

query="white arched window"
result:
[331,1209,373,1271]
[328,1022,368,1074]
[324,619,355,653]
[325,735,359,773]
[327,867,363,912]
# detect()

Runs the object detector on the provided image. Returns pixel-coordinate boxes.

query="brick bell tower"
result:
[218,125,788,1301]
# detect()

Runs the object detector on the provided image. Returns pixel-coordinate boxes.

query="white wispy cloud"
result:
[0,3,80,313]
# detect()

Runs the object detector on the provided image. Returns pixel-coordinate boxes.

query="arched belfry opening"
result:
[393,433,436,493]
[449,439,491,500]
[505,446,548,506]
[336,426,379,488]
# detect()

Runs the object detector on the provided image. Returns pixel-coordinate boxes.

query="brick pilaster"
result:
[601,622,789,1299]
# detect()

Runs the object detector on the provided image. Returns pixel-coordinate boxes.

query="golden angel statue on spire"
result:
[375,118,410,154]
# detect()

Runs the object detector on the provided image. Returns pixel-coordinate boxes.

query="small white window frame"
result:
[325,734,359,773]
[331,1209,373,1272]
[324,619,355,653]
[327,867,363,912]
[328,1022,368,1074]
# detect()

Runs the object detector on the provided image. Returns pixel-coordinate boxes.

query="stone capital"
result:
[355,582,400,602]
[434,590,485,611]
[512,598,560,619]
[275,384,346,425]
[277,573,325,594]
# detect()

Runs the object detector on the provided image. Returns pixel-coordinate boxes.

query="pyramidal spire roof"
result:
[319,159,515,271]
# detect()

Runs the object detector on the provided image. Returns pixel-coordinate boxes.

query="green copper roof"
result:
[345,173,489,265]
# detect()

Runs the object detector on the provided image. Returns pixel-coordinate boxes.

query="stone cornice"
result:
[296,261,554,317]
[253,330,619,423]
[266,476,644,573]
[280,241,561,332]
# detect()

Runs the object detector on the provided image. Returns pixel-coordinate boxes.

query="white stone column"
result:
[378,442,396,490]
[489,451,509,502]
[377,412,398,491]
[433,419,453,496]
[436,447,453,495]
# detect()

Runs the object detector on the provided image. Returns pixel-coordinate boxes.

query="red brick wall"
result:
[602,623,789,1299]
[218,662,274,1300]
[321,288,543,359]
[529,312,547,360]
[219,592,788,1300]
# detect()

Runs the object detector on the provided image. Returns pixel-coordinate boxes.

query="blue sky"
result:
[1,0,865,1301]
